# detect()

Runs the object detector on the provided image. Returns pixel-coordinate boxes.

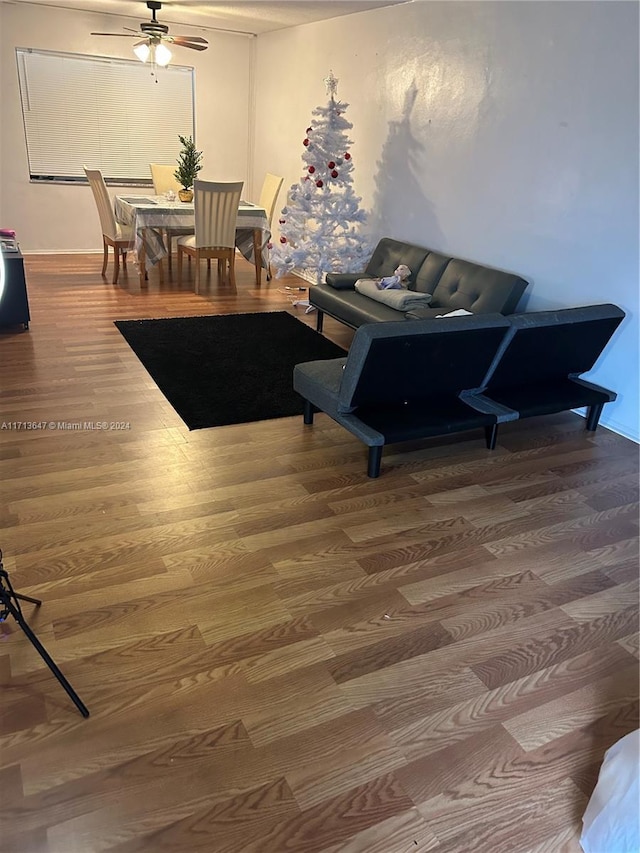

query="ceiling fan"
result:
[91,1,208,66]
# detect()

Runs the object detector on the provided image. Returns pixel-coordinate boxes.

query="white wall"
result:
[253,0,639,441]
[0,3,254,253]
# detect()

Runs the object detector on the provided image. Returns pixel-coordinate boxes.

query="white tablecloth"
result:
[114,195,270,268]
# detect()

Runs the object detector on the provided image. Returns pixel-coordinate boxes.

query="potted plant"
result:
[174,134,202,202]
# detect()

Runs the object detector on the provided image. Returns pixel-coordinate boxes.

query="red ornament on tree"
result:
[327,161,335,169]
[308,165,315,174]
[331,170,339,178]
[303,138,310,146]
[344,152,351,160]
[280,236,287,243]
[279,218,286,224]
[316,180,324,188]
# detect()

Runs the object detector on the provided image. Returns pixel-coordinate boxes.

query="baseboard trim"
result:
[20,249,105,255]
[573,407,639,444]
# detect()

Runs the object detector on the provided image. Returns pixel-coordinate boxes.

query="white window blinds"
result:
[16,48,195,184]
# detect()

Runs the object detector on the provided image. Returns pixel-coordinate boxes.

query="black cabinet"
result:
[0,245,30,330]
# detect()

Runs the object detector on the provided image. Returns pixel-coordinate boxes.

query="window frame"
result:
[15,47,196,187]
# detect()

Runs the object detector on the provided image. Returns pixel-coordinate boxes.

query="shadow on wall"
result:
[368,80,444,251]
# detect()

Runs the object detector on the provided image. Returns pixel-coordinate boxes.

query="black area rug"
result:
[114,312,346,430]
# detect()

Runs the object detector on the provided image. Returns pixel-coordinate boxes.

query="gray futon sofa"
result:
[310,237,528,332]
[294,304,624,477]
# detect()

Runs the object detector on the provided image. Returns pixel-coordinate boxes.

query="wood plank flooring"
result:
[0,253,638,852]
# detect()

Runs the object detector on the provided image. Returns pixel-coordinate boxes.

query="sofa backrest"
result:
[413,251,451,294]
[337,314,511,413]
[365,237,429,286]
[364,237,449,295]
[483,304,626,390]
[364,238,528,314]
[430,259,528,315]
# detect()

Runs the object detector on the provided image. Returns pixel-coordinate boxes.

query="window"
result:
[16,48,195,185]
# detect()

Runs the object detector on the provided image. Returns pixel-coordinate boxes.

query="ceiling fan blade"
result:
[91,32,139,37]
[170,35,208,44]
[169,37,209,50]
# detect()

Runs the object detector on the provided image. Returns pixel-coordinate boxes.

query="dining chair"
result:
[257,173,284,280]
[83,166,133,285]
[177,179,244,294]
[149,163,194,273]
[149,163,181,196]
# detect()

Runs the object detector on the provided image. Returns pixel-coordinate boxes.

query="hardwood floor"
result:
[1,253,638,852]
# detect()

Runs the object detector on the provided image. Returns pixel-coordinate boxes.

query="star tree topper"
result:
[324,70,339,99]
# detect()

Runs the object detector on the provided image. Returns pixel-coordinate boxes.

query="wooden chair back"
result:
[258,173,284,225]
[150,163,181,195]
[83,166,118,240]
[193,180,244,249]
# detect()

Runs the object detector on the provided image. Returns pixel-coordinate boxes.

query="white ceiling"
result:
[3,0,408,35]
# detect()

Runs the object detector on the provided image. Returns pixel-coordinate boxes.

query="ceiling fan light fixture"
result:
[133,42,150,62]
[154,42,172,66]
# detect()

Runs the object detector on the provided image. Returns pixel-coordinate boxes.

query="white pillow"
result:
[581,729,640,853]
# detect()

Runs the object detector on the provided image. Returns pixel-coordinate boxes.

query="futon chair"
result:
[293,314,514,477]
[83,166,133,285]
[257,173,284,280]
[149,163,194,272]
[177,179,244,293]
[472,303,625,439]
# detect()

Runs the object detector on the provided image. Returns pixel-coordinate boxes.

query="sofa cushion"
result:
[355,279,433,311]
[431,259,528,314]
[405,305,452,320]
[311,284,409,326]
[413,251,451,294]
[363,237,430,282]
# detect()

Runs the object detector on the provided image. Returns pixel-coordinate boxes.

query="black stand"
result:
[0,551,89,718]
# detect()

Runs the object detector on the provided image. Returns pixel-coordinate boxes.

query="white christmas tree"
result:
[270,71,370,284]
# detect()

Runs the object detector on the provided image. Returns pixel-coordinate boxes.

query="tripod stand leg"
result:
[9,603,90,718]
[14,591,42,607]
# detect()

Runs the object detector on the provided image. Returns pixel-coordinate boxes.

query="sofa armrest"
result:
[324,272,365,290]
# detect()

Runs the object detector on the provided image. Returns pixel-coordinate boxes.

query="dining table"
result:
[113,194,271,287]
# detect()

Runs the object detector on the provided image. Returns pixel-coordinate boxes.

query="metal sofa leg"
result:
[303,400,315,425]
[485,424,498,450]
[367,446,383,478]
[316,310,324,333]
[586,402,604,431]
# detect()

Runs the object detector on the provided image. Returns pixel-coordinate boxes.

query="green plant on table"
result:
[174,135,203,190]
